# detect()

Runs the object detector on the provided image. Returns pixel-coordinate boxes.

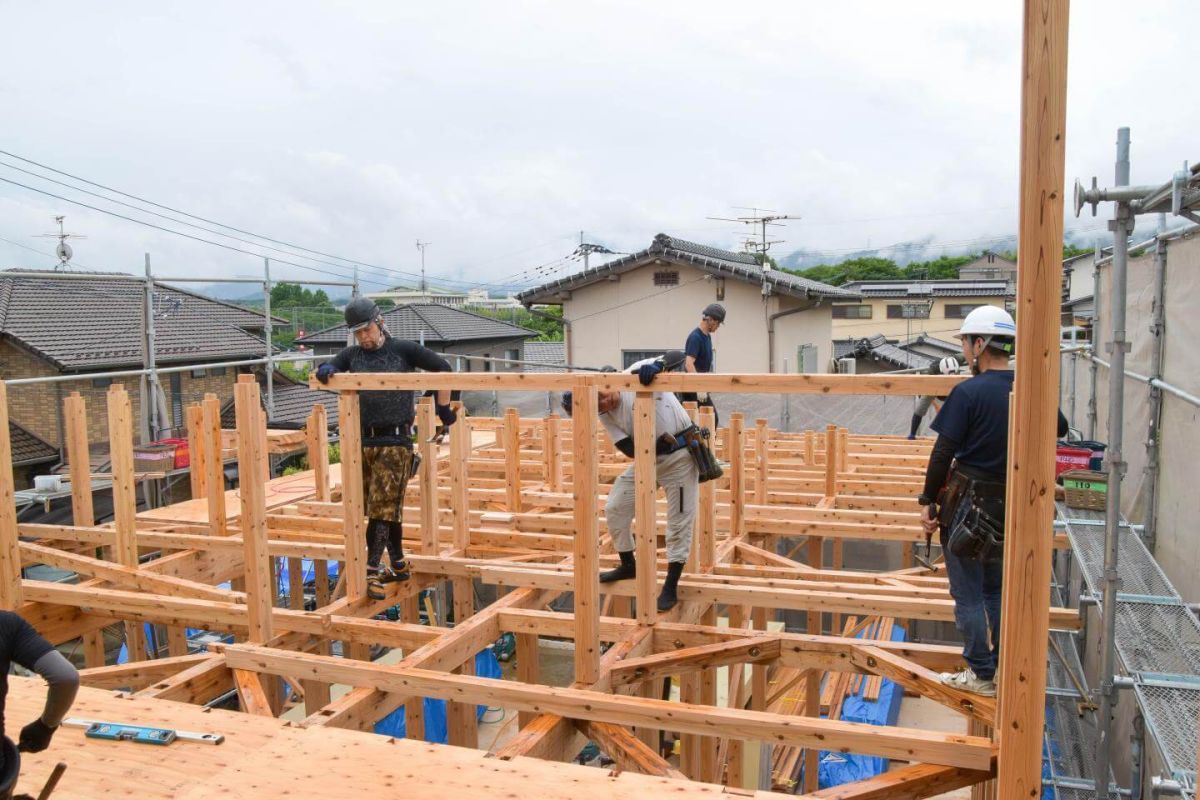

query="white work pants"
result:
[605,449,698,563]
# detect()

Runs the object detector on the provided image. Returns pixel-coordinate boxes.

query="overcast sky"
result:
[1,1,1195,293]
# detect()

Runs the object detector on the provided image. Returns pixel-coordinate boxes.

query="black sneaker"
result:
[366,566,390,601]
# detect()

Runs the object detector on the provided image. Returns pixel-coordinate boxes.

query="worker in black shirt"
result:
[0,611,79,775]
[317,298,456,600]
[680,303,724,425]
[918,307,1069,696]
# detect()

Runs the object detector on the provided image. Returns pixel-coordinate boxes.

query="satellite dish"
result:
[56,241,73,262]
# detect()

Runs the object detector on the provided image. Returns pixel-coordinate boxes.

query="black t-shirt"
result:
[685,327,714,373]
[328,337,452,445]
[931,369,1014,479]
[0,611,54,742]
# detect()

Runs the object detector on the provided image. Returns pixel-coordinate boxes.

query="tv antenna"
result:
[36,216,86,270]
[415,239,431,292]
[706,207,796,269]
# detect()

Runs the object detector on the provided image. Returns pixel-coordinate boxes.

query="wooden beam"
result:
[338,391,367,600]
[223,644,996,770]
[234,379,273,643]
[572,381,600,683]
[135,656,232,704]
[233,668,275,717]
[610,636,780,688]
[799,763,991,800]
[78,653,213,691]
[0,382,24,609]
[848,645,995,727]
[575,720,687,780]
[202,394,228,536]
[997,1,1070,796]
[633,391,656,625]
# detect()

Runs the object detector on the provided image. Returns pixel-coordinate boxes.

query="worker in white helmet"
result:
[907,356,962,439]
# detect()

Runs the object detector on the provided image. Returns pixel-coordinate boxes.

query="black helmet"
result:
[660,349,687,372]
[702,303,726,323]
[345,297,381,332]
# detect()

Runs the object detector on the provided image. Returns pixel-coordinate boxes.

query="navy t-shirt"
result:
[684,328,714,373]
[0,611,54,743]
[931,369,1013,478]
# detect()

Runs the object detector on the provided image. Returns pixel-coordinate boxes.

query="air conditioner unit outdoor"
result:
[839,357,857,374]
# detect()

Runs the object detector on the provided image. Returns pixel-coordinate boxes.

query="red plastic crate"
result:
[157,437,190,469]
[1055,446,1092,477]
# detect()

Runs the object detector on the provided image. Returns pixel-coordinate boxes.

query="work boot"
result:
[367,563,409,601]
[599,550,636,583]
[388,558,411,583]
[656,562,685,612]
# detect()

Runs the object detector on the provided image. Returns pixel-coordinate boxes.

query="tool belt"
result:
[938,465,1006,561]
[679,424,724,483]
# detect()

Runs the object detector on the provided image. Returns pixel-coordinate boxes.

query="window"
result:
[190,368,207,378]
[945,304,984,319]
[653,270,679,287]
[832,305,872,320]
[91,377,112,389]
[506,348,520,365]
[622,350,666,369]
[887,304,906,319]
[210,367,227,377]
[483,353,492,372]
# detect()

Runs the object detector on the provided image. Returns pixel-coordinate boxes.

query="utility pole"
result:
[575,232,615,271]
[416,240,431,293]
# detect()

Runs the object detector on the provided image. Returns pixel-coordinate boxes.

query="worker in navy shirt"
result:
[917,307,1071,697]
[681,303,724,424]
[0,611,79,774]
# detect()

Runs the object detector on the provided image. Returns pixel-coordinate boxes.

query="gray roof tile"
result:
[9,421,57,465]
[516,233,859,303]
[522,340,566,372]
[296,303,536,346]
[0,270,278,370]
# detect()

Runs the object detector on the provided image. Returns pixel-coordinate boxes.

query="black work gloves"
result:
[436,404,458,428]
[315,363,338,384]
[19,718,56,752]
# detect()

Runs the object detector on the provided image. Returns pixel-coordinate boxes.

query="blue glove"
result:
[315,363,338,384]
[436,404,458,428]
[637,361,663,386]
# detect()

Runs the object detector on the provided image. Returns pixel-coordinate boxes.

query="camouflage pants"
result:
[361,444,416,522]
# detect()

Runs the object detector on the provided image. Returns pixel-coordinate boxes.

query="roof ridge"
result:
[405,304,442,339]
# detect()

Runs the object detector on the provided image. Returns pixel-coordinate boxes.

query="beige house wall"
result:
[830,297,1009,342]
[561,262,834,373]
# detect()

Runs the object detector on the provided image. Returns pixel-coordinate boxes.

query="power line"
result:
[0,149,510,291]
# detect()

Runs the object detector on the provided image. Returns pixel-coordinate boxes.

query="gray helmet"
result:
[661,350,687,372]
[345,297,381,332]
[702,303,726,323]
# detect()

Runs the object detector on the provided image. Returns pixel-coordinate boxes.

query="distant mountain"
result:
[182,282,263,303]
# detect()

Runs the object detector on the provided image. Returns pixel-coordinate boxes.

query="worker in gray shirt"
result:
[0,611,79,774]
[561,352,697,611]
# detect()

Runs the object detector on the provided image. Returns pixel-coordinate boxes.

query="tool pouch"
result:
[944,474,1006,561]
[682,425,723,483]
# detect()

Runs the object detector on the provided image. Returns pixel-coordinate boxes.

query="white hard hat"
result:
[958,306,1016,339]
[937,356,961,375]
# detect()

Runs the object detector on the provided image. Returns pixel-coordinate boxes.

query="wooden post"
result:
[447,577,477,748]
[754,418,769,505]
[64,393,94,529]
[571,380,600,683]
[699,605,719,781]
[750,606,768,789]
[543,413,561,492]
[633,391,657,625]
[803,668,821,793]
[417,398,439,555]
[307,403,330,503]
[997,1,1069,795]
[729,413,745,539]
[726,605,747,783]
[185,404,207,500]
[201,394,228,536]
[838,427,849,473]
[697,406,717,573]
[235,378,274,643]
[338,391,367,601]
[824,424,838,499]
[503,407,522,512]
[450,401,470,552]
[401,595,425,740]
[0,383,23,609]
[106,384,147,660]
[515,633,539,728]
[679,672,701,779]
[807,535,823,637]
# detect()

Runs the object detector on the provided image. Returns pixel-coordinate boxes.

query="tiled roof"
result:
[903,333,961,354]
[523,341,566,373]
[9,421,57,466]
[296,303,537,346]
[0,270,279,371]
[516,233,859,303]
[839,279,1012,299]
[218,373,339,429]
[838,334,936,370]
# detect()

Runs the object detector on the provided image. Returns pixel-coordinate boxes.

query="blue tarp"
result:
[804,624,909,789]
[373,648,503,742]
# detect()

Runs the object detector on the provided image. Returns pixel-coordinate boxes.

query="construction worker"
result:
[316,297,456,600]
[907,356,961,439]
[0,611,79,775]
[917,306,1017,697]
[681,303,724,425]
[560,351,697,611]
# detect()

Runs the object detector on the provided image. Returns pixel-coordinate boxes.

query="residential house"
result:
[366,285,521,311]
[295,303,538,371]
[830,278,1014,343]
[0,269,281,455]
[957,251,1018,282]
[7,421,58,489]
[1061,251,1095,336]
[516,234,859,373]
